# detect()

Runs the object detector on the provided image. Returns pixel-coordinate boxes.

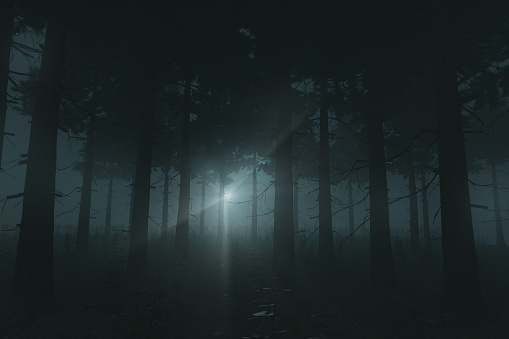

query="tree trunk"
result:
[161,169,169,239]
[349,182,354,234]
[76,114,95,255]
[175,78,191,258]
[432,0,482,312]
[293,177,299,232]
[421,169,431,252]
[251,152,258,243]
[104,168,114,244]
[0,0,14,170]
[11,0,68,306]
[408,156,419,254]
[217,160,226,242]
[491,160,506,247]
[318,79,333,264]
[126,55,156,278]
[273,78,295,276]
[199,174,206,238]
[128,176,134,232]
[367,67,394,284]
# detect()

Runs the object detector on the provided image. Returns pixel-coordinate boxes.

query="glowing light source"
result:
[224,192,231,200]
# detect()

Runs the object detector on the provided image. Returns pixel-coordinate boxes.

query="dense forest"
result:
[1,0,509,337]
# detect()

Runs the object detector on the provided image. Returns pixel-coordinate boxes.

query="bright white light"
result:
[224,192,231,200]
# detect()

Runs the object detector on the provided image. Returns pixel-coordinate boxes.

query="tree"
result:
[152,82,181,240]
[318,78,334,264]
[489,157,506,246]
[431,0,482,312]
[0,0,15,171]
[174,78,191,259]
[75,113,95,255]
[11,0,68,307]
[126,47,156,278]
[273,73,295,275]
[366,65,395,284]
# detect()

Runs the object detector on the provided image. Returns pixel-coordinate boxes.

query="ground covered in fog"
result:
[1,230,509,338]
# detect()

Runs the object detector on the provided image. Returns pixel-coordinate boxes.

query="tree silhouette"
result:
[10,0,68,308]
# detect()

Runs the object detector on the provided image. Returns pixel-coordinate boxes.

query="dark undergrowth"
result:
[0,229,508,338]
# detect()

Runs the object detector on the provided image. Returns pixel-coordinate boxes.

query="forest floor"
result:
[0,230,509,338]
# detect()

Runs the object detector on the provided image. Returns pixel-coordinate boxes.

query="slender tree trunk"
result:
[126,54,156,278]
[273,77,295,276]
[128,176,135,232]
[76,114,95,255]
[161,169,169,239]
[199,174,206,238]
[318,79,333,264]
[408,156,419,254]
[217,160,226,242]
[104,169,114,243]
[251,152,258,243]
[293,177,299,232]
[421,169,431,252]
[175,78,191,258]
[349,182,354,234]
[367,67,394,284]
[0,0,14,170]
[432,0,482,311]
[491,160,506,247]
[11,0,68,306]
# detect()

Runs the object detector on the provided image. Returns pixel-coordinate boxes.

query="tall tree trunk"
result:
[128,176,135,232]
[104,168,114,244]
[0,0,14,170]
[126,55,156,278]
[199,174,206,238]
[273,78,295,276]
[491,160,506,247]
[217,160,226,242]
[318,79,333,264]
[421,169,431,252]
[408,156,419,254]
[432,0,482,311]
[161,169,169,239]
[367,67,394,284]
[349,182,354,234]
[175,78,191,258]
[11,0,68,306]
[293,177,299,232]
[251,152,258,243]
[76,114,95,255]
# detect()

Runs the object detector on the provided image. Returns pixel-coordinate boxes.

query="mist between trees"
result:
[0,0,509,337]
